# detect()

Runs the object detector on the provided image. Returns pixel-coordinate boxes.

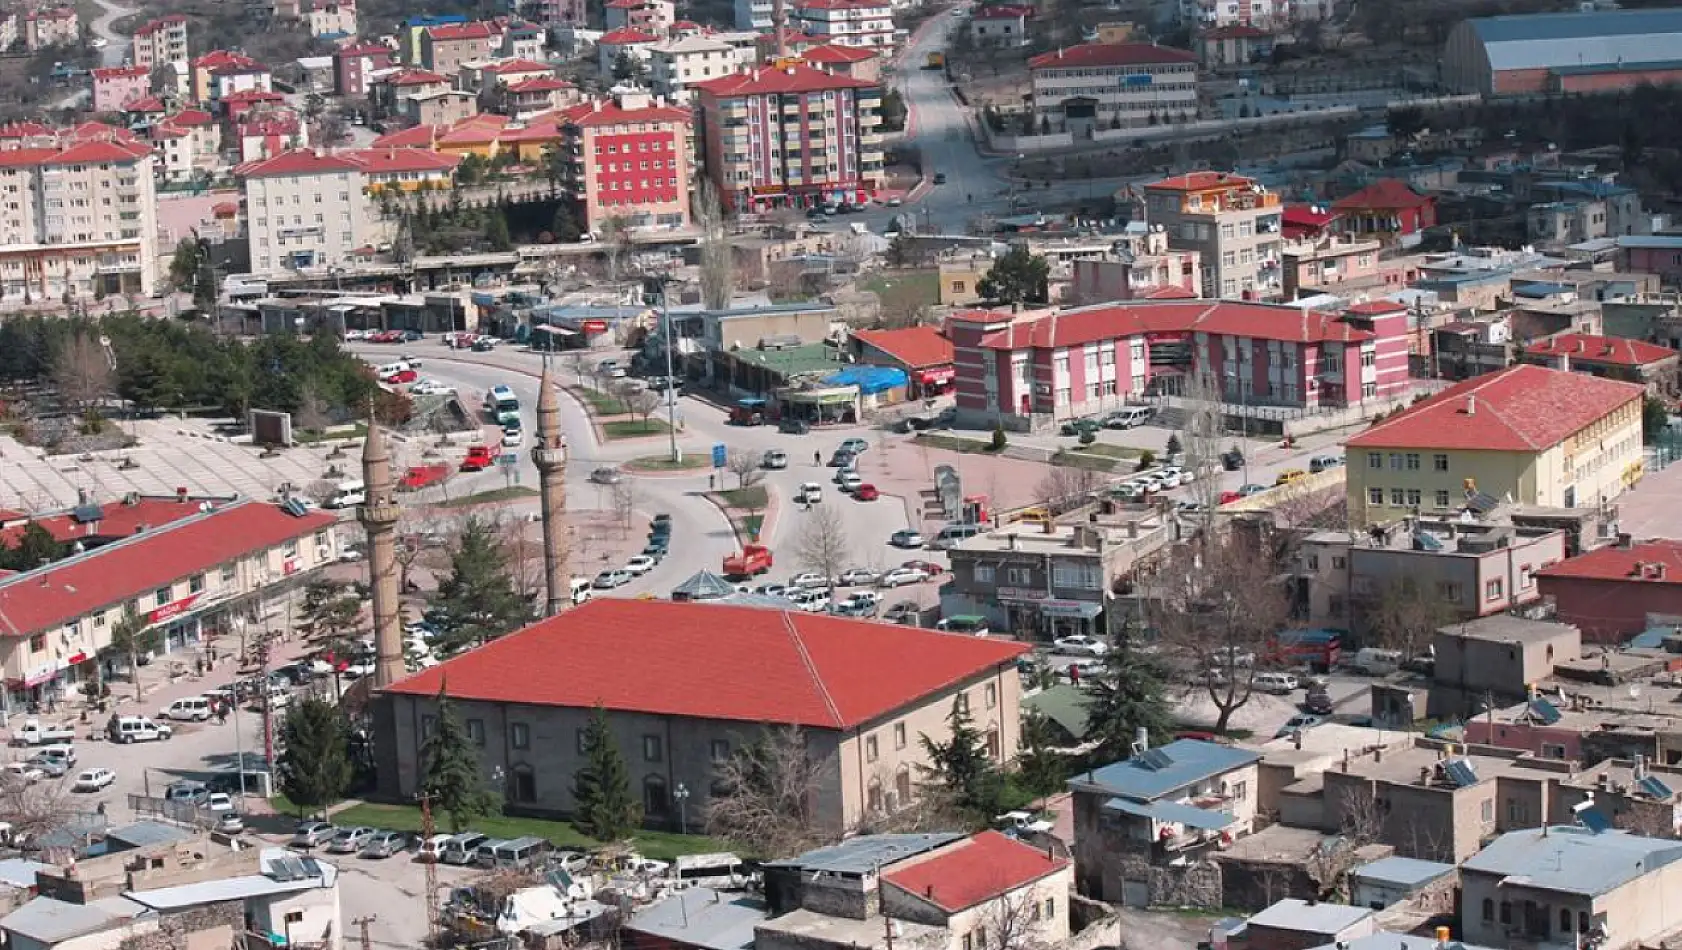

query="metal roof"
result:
[0,859,49,891]
[0,896,148,943]
[765,833,964,874]
[1070,740,1261,802]
[106,821,194,851]
[1352,856,1456,888]
[1247,898,1373,934]
[1469,9,1682,72]
[629,889,767,950]
[1463,827,1682,896]
[1104,797,1237,830]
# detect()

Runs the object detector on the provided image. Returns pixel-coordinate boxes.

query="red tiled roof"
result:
[125,96,167,112]
[1282,204,1338,230]
[194,50,263,71]
[427,21,497,40]
[1345,364,1643,452]
[695,62,874,96]
[383,68,448,86]
[27,7,75,19]
[882,832,1068,913]
[212,201,238,215]
[600,27,660,43]
[853,326,953,368]
[0,122,54,139]
[371,124,439,148]
[221,90,285,104]
[1525,333,1678,368]
[1536,540,1682,585]
[0,148,58,168]
[134,14,185,32]
[509,77,572,93]
[978,300,1376,351]
[1333,178,1432,211]
[384,599,1027,728]
[1143,285,1198,299]
[236,148,365,177]
[43,141,149,164]
[0,499,337,638]
[1203,24,1269,38]
[801,42,877,63]
[239,116,300,136]
[796,0,891,9]
[1145,170,1256,192]
[344,147,462,173]
[1344,300,1407,316]
[92,65,149,80]
[0,496,209,549]
[559,99,690,127]
[483,57,554,74]
[161,109,214,128]
[974,4,1034,17]
[1029,42,1196,70]
[151,127,190,140]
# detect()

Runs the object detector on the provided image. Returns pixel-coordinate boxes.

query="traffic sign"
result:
[712,443,727,468]
[499,453,518,467]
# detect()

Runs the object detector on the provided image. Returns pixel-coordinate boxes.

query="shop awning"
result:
[533,325,578,336]
[1038,600,1103,619]
[915,367,955,384]
[1104,798,1236,830]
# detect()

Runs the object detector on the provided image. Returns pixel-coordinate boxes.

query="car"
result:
[381,368,419,385]
[501,429,524,448]
[798,482,823,504]
[90,37,107,48]
[327,827,378,854]
[72,768,115,792]
[1309,455,1344,473]
[754,583,791,598]
[878,566,929,587]
[27,755,67,778]
[838,437,869,455]
[1211,646,1256,667]
[1221,448,1246,471]
[933,172,947,184]
[901,559,945,576]
[854,483,881,501]
[887,196,903,207]
[216,813,246,834]
[837,472,863,493]
[624,555,657,576]
[360,830,413,858]
[1189,667,1230,687]
[790,572,828,588]
[1274,469,1308,487]
[1052,635,1109,656]
[1238,484,1267,496]
[762,450,788,470]
[1254,672,1301,694]
[837,568,879,586]
[1061,417,1101,436]
[590,466,623,485]
[3,762,43,784]
[592,569,634,589]
[650,513,672,528]
[1275,714,1325,739]
[883,600,920,624]
[827,450,855,467]
[778,418,810,434]
[1303,690,1335,715]
[1154,469,1183,489]
[889,529,925,548]
[641,542,668,561]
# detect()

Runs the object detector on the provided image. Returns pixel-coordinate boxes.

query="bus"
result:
[484,385,520,426]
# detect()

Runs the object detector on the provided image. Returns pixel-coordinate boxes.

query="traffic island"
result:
[705,484,771,547]
[601,419,674,440]
[624,454,708,473]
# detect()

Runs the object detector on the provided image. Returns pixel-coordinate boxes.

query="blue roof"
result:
[1619,235,1682,250]
[823,365,907,395]
[1463,827,1682,896]
[1469,9,1682,72]
[1071,739,1260,801]
[1352,856,1455,888]
[1104,797,1237,830]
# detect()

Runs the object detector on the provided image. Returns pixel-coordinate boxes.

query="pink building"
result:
[333,41,392,98]
[91,65,150,114]
[950,298,1412,429]
[604,0,674,32]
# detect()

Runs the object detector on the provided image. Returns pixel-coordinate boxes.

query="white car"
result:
[762,450,788,469]
[878,567,929,587]
[410,379,456,396]
[837,472,863,493]
[1053,635,1109,657]
[501,429,524,448]
[800,591,831,613]
[624,555,656,576]
[790,572,827,588]
[837,568,879,586]
[3,762,43,784]
[1154,470,1183,489]
[798,482,823,504]
[890,529,925,548]
[73,768,115,792]
[593,569,634,589]
[206,792,235,812]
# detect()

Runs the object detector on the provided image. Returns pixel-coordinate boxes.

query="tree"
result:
[550,201,582,243]
[1644,394,1670,444]
[0,523,67,572]
[977,246,1050,306]
[1361,577,1453,659]
[626,386,662,430]
[55,331,112,413]
[299,578,361,648]
[276,697,354,817]
[428,516,529,653]
[1082,639,1176,761]
[920,697,1002,820]
[1177,368,1227,521]
[726,447,763,489]
[1034,464,1101,514]
[696,179,734,311]
[1014,709,1067,800]
[991,423,1008,451]
[421,688,499,833]
[611,479,638,532]
[879,88,907,132]
[485,211,513,252]
[1386,105,1426,141]
[1165,433,1182,457]
[598,214,632,289]
[104,609,160,701]
[705,726,835,856]
[612,50,647,84]
[794,505,850,598]
[572,705,641,840]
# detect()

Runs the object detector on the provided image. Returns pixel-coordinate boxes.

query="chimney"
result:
[76,488,88,505]
[1341,750,1349,771]
[1294,730,1303,750]
[1374,747,1383,763]
[1435,926,1452,950]
[1007,533,1018,550]
[176,486,188,502]
[1656,564,1669,581]
[1617,532,1633,549]
[1419,766,1431,785]
[1135,726,1149,750]
[1464,395,1476,415]
[1558,353,1570,374]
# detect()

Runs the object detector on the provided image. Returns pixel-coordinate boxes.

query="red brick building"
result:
[1536,538,1682,643]
[1333,179,1437,249]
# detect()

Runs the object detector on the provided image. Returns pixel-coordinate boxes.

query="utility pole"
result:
[352,915,376,950]
[420,792,441,945]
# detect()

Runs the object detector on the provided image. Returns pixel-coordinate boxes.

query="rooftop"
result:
[1145,170,1259,193]
[0,897,148,943]
[1351,856,1456,888]
[1248,898,1373,935]
[1333,179,1434,211]
[1028,42,1197,69]
[1305,935,1501,950]
[766,833,965,874]
[628,889,765,950]
[975,300,1379,351]
[756,907,943,950]
[385,601,1026,729]
[695,61,875,96]
[1463,826,1682,895]
[1437,613,1580,644]
[851,326,953,368]
[881,832,1068,913]
[1466,9,1682,73]
[1344,364,1642,452]
[1071,739,1261,801]
[600,27,661,43]
[1525,332,1678,367]
[1536,539,1682,586]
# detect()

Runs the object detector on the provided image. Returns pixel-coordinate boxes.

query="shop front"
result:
[776,385,860,425]
[911,365,955,399]
[998,589,1106,640]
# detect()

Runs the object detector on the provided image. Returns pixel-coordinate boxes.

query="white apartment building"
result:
[0,139,159,301]
[1028,41,1199,132]
[131,15,188,69]
[733,0,771,29]
[791,0,895,48]
[239,149,374,276]
[648,34,741,102]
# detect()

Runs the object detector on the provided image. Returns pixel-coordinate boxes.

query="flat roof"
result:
[629,889,765,950]
[1352,856,1456,888]
[765,833,964,875]
[1248,898,1372,934]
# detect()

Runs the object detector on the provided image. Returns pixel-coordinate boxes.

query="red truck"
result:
[722,544,773,579]
[398,463,452,491]
[460,445,496,472]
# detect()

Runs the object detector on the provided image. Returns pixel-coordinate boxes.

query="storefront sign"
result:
[1038,600,1103,618]
[997,587,1047,602]
[148,592,204,625]
[916,367,955,384]
[65,652,88,666]
[581,320,609,334]
[9,665,59,689]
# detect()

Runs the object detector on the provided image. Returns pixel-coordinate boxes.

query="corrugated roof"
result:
[765,833,964,873]
[1469,9,1682,72]
[881,832,1067,912]
[852,326,953,368]
[629,889,765,950]
[1248,898,1372,934]
[1463,826,1682,896]
[1071,739,1261,801]
[0,897,147,943]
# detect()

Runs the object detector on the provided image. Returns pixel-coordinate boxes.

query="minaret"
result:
[359,419,405,687]
[532,363,570,616]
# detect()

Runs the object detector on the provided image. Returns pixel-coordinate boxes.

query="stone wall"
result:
[1115,853,1223,910]
[119,899,243,950]
[800,878,873,920]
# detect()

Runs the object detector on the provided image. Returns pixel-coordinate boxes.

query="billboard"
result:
[248,409,294,447]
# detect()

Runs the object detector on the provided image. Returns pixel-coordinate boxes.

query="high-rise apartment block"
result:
[1142,171,1284,300]
[131,15,188,69]
[555,90,692,232]
[0,139,158,300]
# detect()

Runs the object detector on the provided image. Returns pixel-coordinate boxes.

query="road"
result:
[89,0,135,66]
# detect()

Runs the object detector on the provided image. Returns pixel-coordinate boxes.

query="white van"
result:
[322,480,366,509]
[1105,406,1155,429]
[1253,672,1299,695]
[416,833,454,863]
[159,697,213,722]
[930,523,983,549]
[376,360,413,378]
[570,577,592,605]
[442,832,489,865]
[1354,648,1403,676]
[108,716,172,743]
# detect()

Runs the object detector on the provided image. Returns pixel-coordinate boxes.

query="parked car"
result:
[592,569,634,589]
[883,600,920,624]
[1303,690,1335,715]
[838,438,869,455]
[1061,417,1101,437]
[778,418,810,434]
[789,572,827,588]
[206,792,235,812]
[590,467,623,485]
[1052,635,1109,656]
[327,827,378,854]
[837,472,863,493]
[889,529,925,548]
[762,450,788,469]
[3,763,43,784]
[837,568,879,586]
[216,813,246,834]
[73,768,116,792]
[855,484,880,501]
[624,555,656,576]
[1275,714,1325,739]
[878,567,929,587]
[360,830,413,858]
[798,483,823,504]
[900,559,944,576]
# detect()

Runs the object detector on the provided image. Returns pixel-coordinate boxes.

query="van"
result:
[570,577,592,605]
[1354,647,1403,676]
[1253,672,1299,695]
[673,852,752,890]
[322,480,366,509]
[486,836,551,870]
[472,838,512,867]
[442,832,489,865]
[1104,406,1154,429]
[935,615,991,635]
[108,716,171,744]
[375,361,413,378]
[416,833,454,863]
[929,523,982,549]
[159,697,212,722]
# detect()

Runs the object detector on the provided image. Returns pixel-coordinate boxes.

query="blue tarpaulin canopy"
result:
[822,365,907,394]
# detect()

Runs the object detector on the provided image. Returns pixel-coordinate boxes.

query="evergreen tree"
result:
[1083,638,1176,762]
[276,697,354,817]
[551,203,582,243]
[486,212,513,251]
[920,699,998,817]
[977,246,1050,306]
[421,687,498,833]
[427,516,529,653]
[0,523,67,572]
[104,609,160,701]
[1014,709,1068,800]
[572,705,641,840]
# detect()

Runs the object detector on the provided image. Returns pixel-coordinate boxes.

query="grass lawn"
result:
[575,388,629,417]
[439,486,538,507]
[625,454,708,472]
[328,802,726,861]
[601,420,672,439]
[294,423,367,445]
[1049,450,1116,472]
[914,432,992,453]
[1071,442,1137,460]
[860,268,939,307]
[716,485,768,509]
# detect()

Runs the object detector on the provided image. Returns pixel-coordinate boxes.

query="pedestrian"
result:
[708,472,715,490]
[814,450,821,466]
[217,704,228,725]
[1068,664,1080,685]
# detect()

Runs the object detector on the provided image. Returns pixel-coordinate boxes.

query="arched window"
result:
[644,775,669,815]
[867,778,884,813]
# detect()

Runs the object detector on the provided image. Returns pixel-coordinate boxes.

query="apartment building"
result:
[971,4,1033,47]
[130,14,186,69]
[555,90,691,231]
[1142,171,1284,299]
[421,21,501,75]
[604,0,674,31]
[947,298,1410,430]
[0,138,159,301]
[1068,221,1203,302]
[791,0,896,48]
[694,62,884,212]
[0,495,338,709]
[648,34,741,103]
[1465,698,1682,765]
[91,66,150,114]
[151,110,218,182]
[507,77,576,119]
[597,27,660,75]
[23,6,78,50]
[1333,179,1438,250]
[334,41,394,97]
[1281,233,1385,298]
[1028,43,1199,134]
[1537,538,1682,643]
[1345,364,1645,525]
[191,50,270,104]
[801,42,881,81]
[238,149,373,276]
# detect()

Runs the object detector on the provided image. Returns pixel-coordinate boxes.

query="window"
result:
[643,735,663,762]
[511,764,536,803]
[1406,489,1421,506]
[188,574,205,594]
[1561,909,1573,935]
[1486,578,1504,601]
[866,735,879,762]
[1390,489,1405,506]
[511,723,530,749]
[286,910,305,925]
[1006,567,1032,585]
[28,634,44,654]
[154,586,172,606]
[466,719,485,746]
[1360,349,1376,367]
[1044,898,1055,920]
[221,564,235,584]
[1436,490,1451,508]
[1306,555,1320,570]
[955,692,970,715]
[576,729,589,754]
[644,776,669,815]
[1500,902,1512,925]
[963,934,974,950]
[1369,488,1383,505]
[1405,453,1420,470]
[1230,780,1247,801]
[1388,452,1403,471]
[421,715,436,740]
[894,722,907,749]
[1482,899,1494,921]
[1433,453,1449,472]
[1362,382,1376,398]
[1368,452,1382,469]
[985,683,997,709]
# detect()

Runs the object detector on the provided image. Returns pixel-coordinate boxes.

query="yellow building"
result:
[1346,364,1644,526]
[938,253,990,305]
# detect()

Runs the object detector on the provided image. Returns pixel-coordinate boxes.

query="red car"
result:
[381,368,418,384]
[901,559,944,575]
[398,463,451,491]
[854,484,879,501]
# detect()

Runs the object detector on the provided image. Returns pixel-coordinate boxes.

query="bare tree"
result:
[598,214,632,290]
[294,383,331,434]
[877,280,931,329]
[973,878,1060,950]
[493,511,542,604]
[621,385,662,431]
[726,448,763,489]
[1178,367,1227,522]
[1307,785,1387,899]
[795,505,851,591]
[54,333,112,413]
[0,775,73,851]
[1033,464,1101,514]
[303,479,339,508]
[1362,577,1454,659]
[704,725,839,857]
[697,179,734,310]
[1156,534,1291,733]
[610,479,638,534]
[565,352,591,386]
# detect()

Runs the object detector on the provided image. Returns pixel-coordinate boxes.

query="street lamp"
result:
[674,782,690,835]
[657,277,681,464]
